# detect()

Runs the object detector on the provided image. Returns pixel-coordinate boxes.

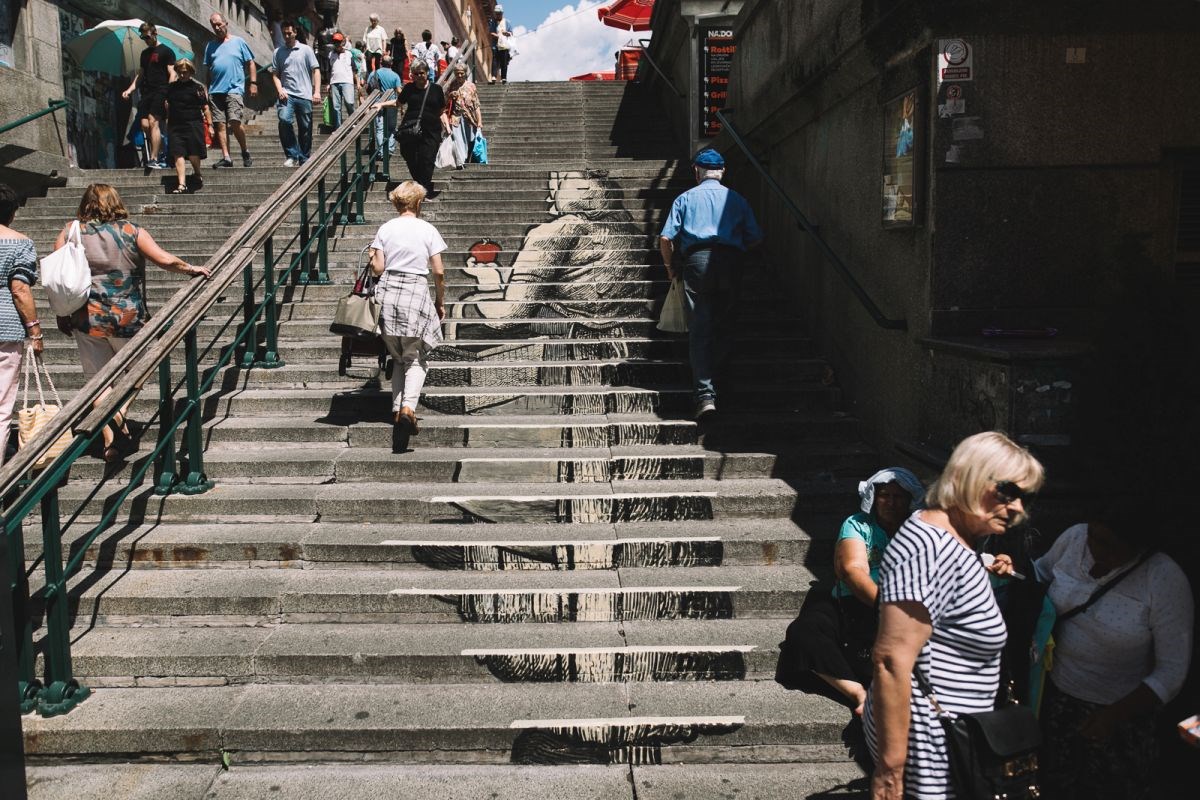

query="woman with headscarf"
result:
[445,62,482,169]
[778,467,926,713]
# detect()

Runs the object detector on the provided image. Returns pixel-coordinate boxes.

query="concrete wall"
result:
[335,0,488,77]
[0,0,70,183]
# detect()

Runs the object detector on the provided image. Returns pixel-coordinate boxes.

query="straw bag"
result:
[657,278,688,333]
[17,345,73,470]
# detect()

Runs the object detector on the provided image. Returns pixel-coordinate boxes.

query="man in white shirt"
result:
[327,32,360,129]
[411,30,442,80]
[446,37,460,66]
[488,5,512,84]
[362,13,387,74]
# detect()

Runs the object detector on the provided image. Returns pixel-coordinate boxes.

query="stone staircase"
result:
[15,82,872,797]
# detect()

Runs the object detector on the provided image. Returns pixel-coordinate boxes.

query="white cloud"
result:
[506,3,649,81]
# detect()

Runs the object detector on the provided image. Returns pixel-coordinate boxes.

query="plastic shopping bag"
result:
[435,134,456,169]
[657,279,688,333]
[471,133,488,165]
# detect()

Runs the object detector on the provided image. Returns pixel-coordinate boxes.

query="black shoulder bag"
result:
[914,668,1042,800]
[397,82,432,143]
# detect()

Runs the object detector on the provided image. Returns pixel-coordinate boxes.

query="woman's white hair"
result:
[924,431,1045,516]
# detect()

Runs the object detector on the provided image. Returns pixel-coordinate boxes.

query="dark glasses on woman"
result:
[994,480,1035,505]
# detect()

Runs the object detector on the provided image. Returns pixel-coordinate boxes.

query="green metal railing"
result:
[0,88,396,717]
[0,100,69,137]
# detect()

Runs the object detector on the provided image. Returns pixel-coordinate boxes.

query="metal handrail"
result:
[1,87,394,716]
[0,100,68,136]
[715,110,907,331]
[637,40,684,98]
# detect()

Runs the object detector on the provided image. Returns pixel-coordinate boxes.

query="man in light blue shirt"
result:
[660,148,763,417]
[204,13,258,167]
[271,21,321,166]
[367,55,403,154]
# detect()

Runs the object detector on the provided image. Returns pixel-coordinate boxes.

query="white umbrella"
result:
[64,18,193,77]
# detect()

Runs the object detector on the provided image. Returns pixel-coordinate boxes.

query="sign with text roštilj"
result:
[699,27,734,138]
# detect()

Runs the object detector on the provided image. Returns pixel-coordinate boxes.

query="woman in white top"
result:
[865,431,1042,800]
[368,180,446,433]
[1035,503,1193,800]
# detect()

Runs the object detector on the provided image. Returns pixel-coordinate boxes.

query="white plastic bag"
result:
[657,278,688,333]
[435,134,456,169]
[40,220,91,316]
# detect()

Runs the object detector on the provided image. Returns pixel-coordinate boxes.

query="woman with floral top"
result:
[446,62,482,169]
[53,184,211,462]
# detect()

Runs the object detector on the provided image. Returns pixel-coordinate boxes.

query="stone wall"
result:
[0,0,71,183]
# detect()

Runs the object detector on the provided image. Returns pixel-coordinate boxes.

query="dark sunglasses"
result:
[140,34,154,41]
[994,480,1035,505]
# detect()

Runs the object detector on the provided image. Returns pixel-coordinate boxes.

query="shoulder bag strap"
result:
[913,667,950,718]
[1055,550,1154,626]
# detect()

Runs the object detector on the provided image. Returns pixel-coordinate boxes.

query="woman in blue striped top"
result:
[865,431,1044,799]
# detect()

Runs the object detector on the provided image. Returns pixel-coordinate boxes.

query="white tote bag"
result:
[657,278,689,333]
[40,220,91,316]
[17,344,73,470]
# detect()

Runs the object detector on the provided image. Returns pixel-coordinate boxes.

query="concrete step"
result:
[64,441,874,485]
[21,681,852,764]
[47,518,840,570]
[48,562,817,622]
[64,618,796,684]
[23,762,870,800]
[44,477,854,526]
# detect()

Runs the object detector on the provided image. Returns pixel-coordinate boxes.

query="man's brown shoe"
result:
[394,407,419,435]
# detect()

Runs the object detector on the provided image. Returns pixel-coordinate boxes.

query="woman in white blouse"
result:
[1035,503,1194,800]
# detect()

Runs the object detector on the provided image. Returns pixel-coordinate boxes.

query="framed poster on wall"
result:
[699,27,734,138]
[882,88,921,227]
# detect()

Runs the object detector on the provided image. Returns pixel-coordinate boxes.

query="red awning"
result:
[597,0,655,32]
[570,71,617,81]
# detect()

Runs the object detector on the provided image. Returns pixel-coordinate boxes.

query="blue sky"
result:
[494,1,649,81]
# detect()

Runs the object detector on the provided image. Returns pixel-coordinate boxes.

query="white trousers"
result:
[381,335,428,412]
[0,341,23,467]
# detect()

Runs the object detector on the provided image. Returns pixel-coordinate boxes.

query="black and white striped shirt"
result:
[864,515,1007,799]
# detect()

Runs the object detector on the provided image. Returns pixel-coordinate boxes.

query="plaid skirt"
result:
[376,270,442,352]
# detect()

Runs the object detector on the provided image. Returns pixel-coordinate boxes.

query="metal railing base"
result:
[36,680,89,718]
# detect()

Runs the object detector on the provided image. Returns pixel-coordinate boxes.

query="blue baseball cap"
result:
[693,148,725,168]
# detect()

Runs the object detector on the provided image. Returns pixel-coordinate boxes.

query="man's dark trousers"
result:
[681,245,742,403]
[400,130,440,192]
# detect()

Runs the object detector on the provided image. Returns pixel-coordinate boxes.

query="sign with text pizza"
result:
[699,27,735,138]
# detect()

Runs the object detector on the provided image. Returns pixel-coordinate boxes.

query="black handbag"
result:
[396,82,432,142]
[915,669,1042,800]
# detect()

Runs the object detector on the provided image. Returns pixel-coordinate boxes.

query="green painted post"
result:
[5,520,40,714]
[314,178,331,284]
[240,257,258,366]
[382,132,391,181]
[35,489,89,717]
[353,136,365,224]
[258,236,283,368]
[178,329,213,495]
[297,196,312,284]
[153,355,178,495]
[339,152,349,223]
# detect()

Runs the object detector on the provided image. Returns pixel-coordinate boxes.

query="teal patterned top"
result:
[71,220,148,339]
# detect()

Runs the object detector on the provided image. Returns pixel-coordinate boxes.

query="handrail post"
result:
[5,517,41,714]
[153,355,178,495]
[240,257,259,366]
[35,489,89,717]
[382,127,391,181]
[314,178,332,284]
[258,236,284,368]
[353,136,366,224]
[339,152,350,223]
[297,196,312,284]
[178,328,213,495]
[0,527,29,793]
